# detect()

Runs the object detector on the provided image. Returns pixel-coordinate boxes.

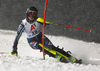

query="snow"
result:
[0,29,100,71]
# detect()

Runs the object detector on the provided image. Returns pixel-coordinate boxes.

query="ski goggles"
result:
[28,13,35,18]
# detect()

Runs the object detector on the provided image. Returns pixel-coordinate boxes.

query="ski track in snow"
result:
[0,29,100,71]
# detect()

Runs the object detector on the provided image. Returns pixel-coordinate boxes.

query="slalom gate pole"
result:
[42,0,48,60]
[50,22,92,32]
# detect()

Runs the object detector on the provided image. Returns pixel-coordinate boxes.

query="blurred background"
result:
[0,0,100,43]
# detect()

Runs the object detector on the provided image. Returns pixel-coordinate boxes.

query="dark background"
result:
[0,0,100,43]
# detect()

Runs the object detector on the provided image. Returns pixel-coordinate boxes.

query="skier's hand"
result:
[10,47,18,56]
[45,24,50,28]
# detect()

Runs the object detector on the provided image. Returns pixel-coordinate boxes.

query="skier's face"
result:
[28,13,36,21]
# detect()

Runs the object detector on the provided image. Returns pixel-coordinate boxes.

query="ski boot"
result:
[55,53,69,63]
[55,50,82,64]
[68,56,82,64]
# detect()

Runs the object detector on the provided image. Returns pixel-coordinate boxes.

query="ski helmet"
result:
[26,6,38,23]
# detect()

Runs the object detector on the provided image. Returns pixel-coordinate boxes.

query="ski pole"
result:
[0,52,9,54]
[42,0,48,60]
[37,18,92,32]
[50,22,92,32]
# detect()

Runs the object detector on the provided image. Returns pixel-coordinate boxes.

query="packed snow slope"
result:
[0,29,100,71]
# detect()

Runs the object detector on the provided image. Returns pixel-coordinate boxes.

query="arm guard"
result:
[37,17,50,28]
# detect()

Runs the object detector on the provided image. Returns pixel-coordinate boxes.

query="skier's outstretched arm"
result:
[10,23,25,56]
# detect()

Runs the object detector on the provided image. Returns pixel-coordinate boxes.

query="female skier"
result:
[10,6,82,64]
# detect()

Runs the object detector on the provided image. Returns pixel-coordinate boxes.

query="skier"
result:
[10,6,82,63]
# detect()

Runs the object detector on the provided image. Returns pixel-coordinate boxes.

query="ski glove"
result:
[45,24,50,28]
[10,47,18,56]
